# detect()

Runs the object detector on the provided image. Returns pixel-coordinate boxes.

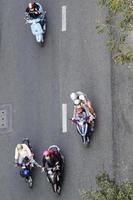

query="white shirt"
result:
[15,144,32,161]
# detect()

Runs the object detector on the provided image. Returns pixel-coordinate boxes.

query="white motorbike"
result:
[71,110,95,145]
[25,3,46,46]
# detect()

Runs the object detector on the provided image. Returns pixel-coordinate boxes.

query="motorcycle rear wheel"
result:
[53,184,61,195]
[53,183,57,192]
[27,176,33,188]
[57,186,61,195]
[39,40,44,47]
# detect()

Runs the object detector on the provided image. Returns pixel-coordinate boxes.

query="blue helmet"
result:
[20,168,30,178]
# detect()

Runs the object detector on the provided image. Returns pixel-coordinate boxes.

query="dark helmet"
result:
[22,156,30,164]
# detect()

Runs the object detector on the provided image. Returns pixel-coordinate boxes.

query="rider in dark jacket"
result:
[26,2,41,19]
[42,149,61,169]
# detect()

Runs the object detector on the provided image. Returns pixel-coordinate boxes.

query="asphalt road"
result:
[0,0,114,200]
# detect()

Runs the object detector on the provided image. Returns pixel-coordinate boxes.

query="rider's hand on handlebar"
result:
[30,153,34,158]
[14,163,19,167]
[41,167,46,172]
[25,20,28,24]
[69,118,75,124]
[93,112,96,118]
[87,118,91,124]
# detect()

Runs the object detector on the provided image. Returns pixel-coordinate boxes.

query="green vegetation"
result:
[96,0,133,64]
[80,171,133,200]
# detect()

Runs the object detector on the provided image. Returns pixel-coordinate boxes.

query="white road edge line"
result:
[62,5,67,32]
[62,104,67,133]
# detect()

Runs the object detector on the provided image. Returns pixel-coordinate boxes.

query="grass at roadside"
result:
[96,0,133,64]
[80,171,133,200]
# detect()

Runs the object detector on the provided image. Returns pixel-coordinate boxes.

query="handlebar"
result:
[46,165,60,173]
[70,116,91,124]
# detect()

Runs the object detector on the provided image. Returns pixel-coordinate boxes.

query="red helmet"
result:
[43,149,55,156]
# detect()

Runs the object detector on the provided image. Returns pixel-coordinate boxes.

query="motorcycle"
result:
[19,138,34,188]
[24,3,46,46]
[44,145,64,195]
[20,156,33,188]
[71,110,95,145]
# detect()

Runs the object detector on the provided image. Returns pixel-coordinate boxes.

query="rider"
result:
[15,143,41,169]
[79,94,96,117]
[15,144,41,167]
[72,99,94,122]
[42,149,61,170]
[71,97,95,132]
[70,91,96,117]
[25,2,42,19]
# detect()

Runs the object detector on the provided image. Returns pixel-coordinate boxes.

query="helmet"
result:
[43,150,49,157]
[43,149,55,157]
[28,2,35,9]
[79,94,86,101]
[20,168,30,177]
[70,92,78,101]
[74,99,81,105]
[16,144,23,150]
[43,150,51,160]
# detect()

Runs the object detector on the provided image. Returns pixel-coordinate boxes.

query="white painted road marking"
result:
[62,104,67,133]
[62,6,67,32]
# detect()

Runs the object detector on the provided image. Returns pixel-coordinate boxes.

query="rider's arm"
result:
[25,7,30,13]
[55,153,61,164]
[32,159,41,168]
[72,106,77,119]
[86,101,96,116]
[42,157,46,168]
[82,104,95,122]
[86,100,92,108]
[82,104,90,116]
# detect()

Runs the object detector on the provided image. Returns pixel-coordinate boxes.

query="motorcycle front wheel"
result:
[56,185,61,195]
[53,183,61,195]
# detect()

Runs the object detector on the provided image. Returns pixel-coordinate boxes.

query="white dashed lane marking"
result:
[62,6,67,32]
[62,104,67,133]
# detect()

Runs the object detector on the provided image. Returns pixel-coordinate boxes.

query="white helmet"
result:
[79,94,86,101]
[74,99,81,105]
[70,92,78,101]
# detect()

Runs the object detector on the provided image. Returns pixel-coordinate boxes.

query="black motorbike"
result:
[44,145,64,195]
